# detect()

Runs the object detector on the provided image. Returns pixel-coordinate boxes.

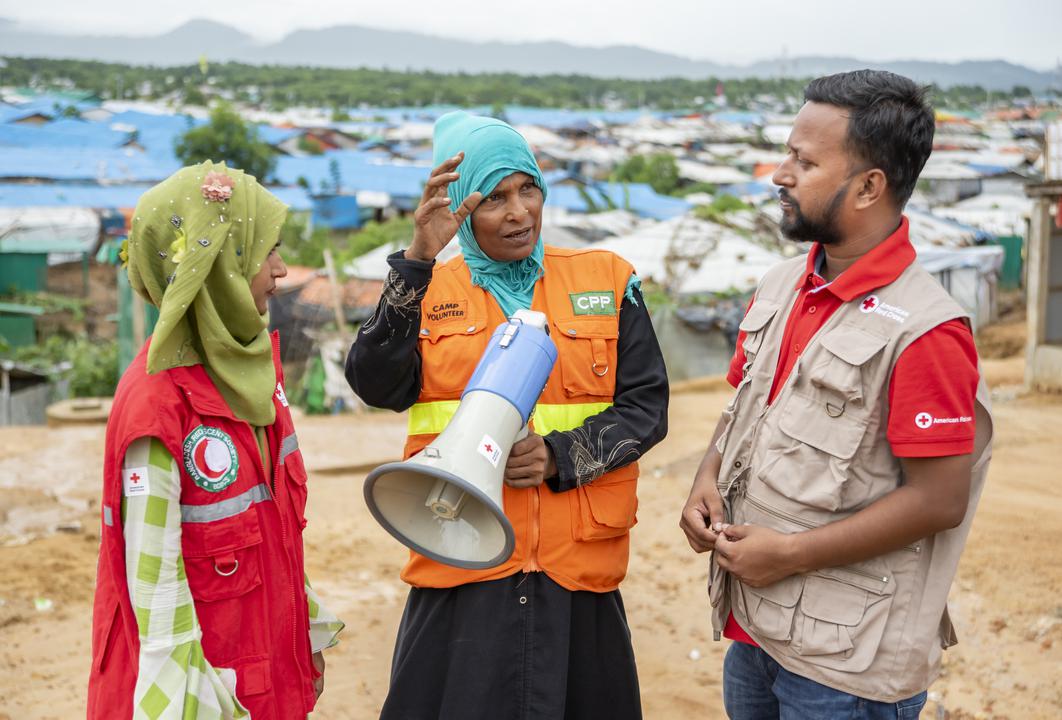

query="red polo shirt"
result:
[722,216,980,646]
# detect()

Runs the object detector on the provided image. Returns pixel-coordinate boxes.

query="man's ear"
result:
[854,168,888,210]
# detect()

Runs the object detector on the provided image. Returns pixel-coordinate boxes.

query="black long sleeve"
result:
[345,253,669,491]
[345,251,432,411]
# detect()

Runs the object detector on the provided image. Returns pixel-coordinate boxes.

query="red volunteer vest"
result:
[87,333,317,719]
[402,246,640,592]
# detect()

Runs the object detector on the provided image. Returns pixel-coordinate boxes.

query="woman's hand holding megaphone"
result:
[504,432,557,489]
[407,152,484,262]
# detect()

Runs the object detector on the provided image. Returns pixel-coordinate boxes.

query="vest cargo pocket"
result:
[552,317,619,398]
[570,475,638,541]
[233,656,275,717]
[792,563,895,672]
[739,574,804,642]
[182,508,268,662]
[417,321,488,396]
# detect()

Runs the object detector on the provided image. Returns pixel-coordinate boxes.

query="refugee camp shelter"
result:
[1024,179,1062,391]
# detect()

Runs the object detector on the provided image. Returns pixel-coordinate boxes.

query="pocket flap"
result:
[738,301,779,333]
[801,575,869,626]
[552,316,619,341]
[819,325,888,366]
[182,508,263,558]
[744,574,804,608]
[419,318,487,344]
[234,656,273,697]
[582,478,638,529]
[778,390,866,460]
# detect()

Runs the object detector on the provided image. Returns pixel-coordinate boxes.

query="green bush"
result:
[9,335,119,397]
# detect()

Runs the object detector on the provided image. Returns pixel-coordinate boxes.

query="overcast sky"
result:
[2,0,1060,70]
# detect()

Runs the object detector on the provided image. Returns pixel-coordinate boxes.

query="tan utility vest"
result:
[711,254,993,702]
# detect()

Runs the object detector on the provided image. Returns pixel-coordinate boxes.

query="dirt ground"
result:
[1,352,1060,719]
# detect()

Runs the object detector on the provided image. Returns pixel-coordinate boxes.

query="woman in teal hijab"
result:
[347,111,668,720]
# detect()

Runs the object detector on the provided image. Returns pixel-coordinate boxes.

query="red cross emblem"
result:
[129,472,141,484]
[915,412,933,429]
[484,443,493,453]
[861,296,878,311]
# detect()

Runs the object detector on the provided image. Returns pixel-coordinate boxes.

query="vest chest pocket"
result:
[417,320,489,396]
[551,317,619,398]
[766,327,888,511]
[182,508,264,600]
[738,302,780,373]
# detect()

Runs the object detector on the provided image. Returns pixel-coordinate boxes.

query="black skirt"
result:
[380,572,642,720]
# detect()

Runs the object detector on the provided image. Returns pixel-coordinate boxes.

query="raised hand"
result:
[406,152,483,262]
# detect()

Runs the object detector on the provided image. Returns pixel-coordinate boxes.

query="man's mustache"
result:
[778,189,798,208]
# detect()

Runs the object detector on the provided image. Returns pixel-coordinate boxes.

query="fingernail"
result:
[443,197,451,203]
[713,522,723,531]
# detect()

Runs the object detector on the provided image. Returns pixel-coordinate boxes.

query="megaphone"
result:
[364,309,558,569]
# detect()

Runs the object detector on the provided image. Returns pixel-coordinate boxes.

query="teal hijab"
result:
[432,111,548,318]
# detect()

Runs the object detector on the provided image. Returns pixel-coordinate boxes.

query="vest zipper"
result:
[253,421,306,707]
[524,487,542,573]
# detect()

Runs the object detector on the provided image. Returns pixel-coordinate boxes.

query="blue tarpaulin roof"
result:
[312,195,362,230]
[0,146,179,183]
[107,110,205,158]
[274,151,428,199]
[256,125,301,146]
[545,181,690,220]
[0,120,133,150]
[0,182,313,211]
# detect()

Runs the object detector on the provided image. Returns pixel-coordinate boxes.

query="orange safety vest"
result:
[401,246,640,593]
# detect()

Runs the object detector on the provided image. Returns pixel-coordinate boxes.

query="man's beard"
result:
[778,183,849,246]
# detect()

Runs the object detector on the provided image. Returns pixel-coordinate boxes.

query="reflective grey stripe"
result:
[181,483,271,524]
[279,433,299,465]
[103,505,113,527]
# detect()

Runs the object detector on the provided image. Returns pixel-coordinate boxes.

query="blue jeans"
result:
[723,642,928,720]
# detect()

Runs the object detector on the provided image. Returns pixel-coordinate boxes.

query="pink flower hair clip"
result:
[201,171,235,202]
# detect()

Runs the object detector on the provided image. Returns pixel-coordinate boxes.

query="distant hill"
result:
[1,19,1058,91]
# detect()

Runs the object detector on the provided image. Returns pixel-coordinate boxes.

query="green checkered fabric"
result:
[123,438,248,719]
[121,438,344,717]
[305,574,345,653]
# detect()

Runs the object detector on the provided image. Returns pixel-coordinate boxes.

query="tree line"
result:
[2,57,1050,112]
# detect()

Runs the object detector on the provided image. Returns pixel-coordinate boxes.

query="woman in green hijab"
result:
[88,162,343,719]
[347,113,669,719]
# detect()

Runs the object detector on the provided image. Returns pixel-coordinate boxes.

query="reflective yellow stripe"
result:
[533,402,613,434]
[407,400,613,436]
[407,399,461,436]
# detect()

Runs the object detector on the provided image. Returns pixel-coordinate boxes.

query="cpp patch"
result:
[569,291,616,316]
[183,425,239,492]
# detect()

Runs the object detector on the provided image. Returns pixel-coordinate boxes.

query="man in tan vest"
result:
[680,70,993,718]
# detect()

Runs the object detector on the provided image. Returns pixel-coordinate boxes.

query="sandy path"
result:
[1,361,1060,719]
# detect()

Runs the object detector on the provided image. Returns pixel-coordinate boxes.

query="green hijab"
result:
[126,161,287,426]
[432,111,548,318]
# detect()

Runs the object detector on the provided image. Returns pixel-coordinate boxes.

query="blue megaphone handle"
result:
[462,317,559,424]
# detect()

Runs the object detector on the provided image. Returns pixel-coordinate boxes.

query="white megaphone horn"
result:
[363,309,558,569]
